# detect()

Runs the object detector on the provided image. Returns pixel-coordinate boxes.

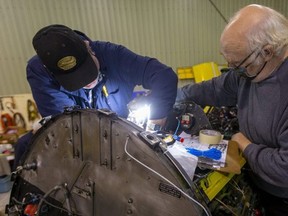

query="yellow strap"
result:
[102,85,109,97]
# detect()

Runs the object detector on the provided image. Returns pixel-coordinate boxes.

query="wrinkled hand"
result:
[231,132,251,152]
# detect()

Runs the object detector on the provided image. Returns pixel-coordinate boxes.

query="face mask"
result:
[221,61,267,81]
[83,76,99,89]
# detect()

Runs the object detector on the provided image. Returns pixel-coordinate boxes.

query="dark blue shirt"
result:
[27,41,178,119]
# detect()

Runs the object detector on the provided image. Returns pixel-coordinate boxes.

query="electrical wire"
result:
[174,119,181,136]
[214,198,238,216]
[41,199,82,216]
[124,136,212,216]
[36,185,62,215]
[12,195,66,214]
[12,197,26,205]
[35,183,80,216]
[172,119,185,142]
[230,179,245,199]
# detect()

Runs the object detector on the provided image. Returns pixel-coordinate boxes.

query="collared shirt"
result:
[27,41,178,119]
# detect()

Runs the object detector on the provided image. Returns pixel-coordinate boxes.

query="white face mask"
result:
[83,76,98,89]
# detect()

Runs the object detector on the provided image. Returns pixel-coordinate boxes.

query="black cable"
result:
[35,184,81,216]
[41,199,82,216]
[208,0,228,24]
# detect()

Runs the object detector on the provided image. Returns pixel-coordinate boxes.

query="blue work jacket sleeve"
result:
[142,59,178,119]
[26,56,76,117]
[105,43,178,119]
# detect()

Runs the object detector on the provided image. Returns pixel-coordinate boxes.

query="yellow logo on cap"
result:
[57,56,77,71]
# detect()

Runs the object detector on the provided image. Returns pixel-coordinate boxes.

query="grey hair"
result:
[225,5,288,66]
[246,6,288,56]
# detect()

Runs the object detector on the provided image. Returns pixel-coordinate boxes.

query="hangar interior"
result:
[0,0,287,215]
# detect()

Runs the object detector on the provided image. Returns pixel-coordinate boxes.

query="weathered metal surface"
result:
[8,109,206,216]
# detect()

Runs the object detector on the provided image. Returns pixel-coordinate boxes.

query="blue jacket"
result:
[27,41,178,119]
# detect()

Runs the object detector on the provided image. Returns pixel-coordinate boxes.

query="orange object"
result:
[1,113,14,131]
[24,204,38,216]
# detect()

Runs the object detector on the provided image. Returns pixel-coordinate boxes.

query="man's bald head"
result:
[220,4,288,82]
[221,5,271,55]
[220,4,288,57]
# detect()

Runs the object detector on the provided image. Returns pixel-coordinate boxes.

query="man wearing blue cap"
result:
[14,24,177,168]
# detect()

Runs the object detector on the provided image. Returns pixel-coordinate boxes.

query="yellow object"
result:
[177,62,221,82]
[177,62,243,200]
[163,134,174,143]
[193,62,221,83]
[102,85,109,97]
[199,155,246,201]
[177,62,222,113]
[177,67,194,79]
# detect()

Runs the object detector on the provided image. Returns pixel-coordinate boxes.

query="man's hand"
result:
[231,132,251,152]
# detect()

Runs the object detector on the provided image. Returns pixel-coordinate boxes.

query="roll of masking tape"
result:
[199,129,223,144]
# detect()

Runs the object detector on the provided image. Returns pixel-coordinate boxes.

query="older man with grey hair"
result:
[177,4,288,215]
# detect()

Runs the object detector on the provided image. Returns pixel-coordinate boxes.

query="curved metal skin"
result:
[8,109,206,216]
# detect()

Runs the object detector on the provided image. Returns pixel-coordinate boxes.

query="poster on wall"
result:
[0,94,40,135]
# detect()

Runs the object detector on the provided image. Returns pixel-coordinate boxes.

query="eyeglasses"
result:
[221,48,266,80]
[234,49,258,69]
